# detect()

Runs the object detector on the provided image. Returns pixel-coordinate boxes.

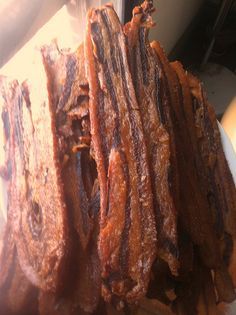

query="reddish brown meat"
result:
[124,0,179,275]
[41,42,94,250]
[187,73,236,239]
[187,73,236,302]
[85,3,157,306]
[5,55,69,292]
[41,41,101,313]
[151,42,220,270]
[171,62,236,302]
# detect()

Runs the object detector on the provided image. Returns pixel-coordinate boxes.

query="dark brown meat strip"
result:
[151,42,220,271]
[124,0,179,275]
[186,73,236,302]
[86,3,157,306]
[171,62,235,302]
[187,73,236,239]
[170,61,222,268]
[40,41,101,313]
[171,63,236,303]
[41,42,94,250]
[6,56,69,292]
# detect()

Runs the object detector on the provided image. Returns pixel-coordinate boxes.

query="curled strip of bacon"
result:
[86,3,157,306]
[124,0,179,275]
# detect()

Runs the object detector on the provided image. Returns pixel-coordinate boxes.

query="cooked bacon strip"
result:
[186,73,236,302]
[172,64,235,300]
[187,73,236,239]
[41,42,93,249]
[124,0,179,275]
[151,44,235,305]
[151,43,236,306]
[86,4,157,305]
[150,42,201,276]
[150,42,221,271]
[6,57,69,292]
[41,42,102,313]
[169,61,221,267]
[171,62,235,302]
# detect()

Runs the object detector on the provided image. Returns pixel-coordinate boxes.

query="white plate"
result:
[218,122,236,185]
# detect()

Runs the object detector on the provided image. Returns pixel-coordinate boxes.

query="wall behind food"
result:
[150,0,204,54]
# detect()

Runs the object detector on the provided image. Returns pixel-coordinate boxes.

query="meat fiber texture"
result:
[0,1,236,315]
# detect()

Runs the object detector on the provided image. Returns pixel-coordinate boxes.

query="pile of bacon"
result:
[0,1,236,315]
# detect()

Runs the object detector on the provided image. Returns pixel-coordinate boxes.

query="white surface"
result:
[0,0,66,67]
[0,1,124,78]
[1,7,80,80]
[218,122,236,185]
[0,0,124,68]
[150,0,204,54]
[198,63,236,115]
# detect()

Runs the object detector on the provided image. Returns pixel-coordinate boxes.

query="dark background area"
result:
[173,0,236,73]
[125,0,236,73]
